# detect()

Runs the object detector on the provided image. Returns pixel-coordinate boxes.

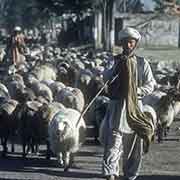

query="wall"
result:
[114,13,180,47]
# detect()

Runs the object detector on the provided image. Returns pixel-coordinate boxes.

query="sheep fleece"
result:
[48,108,86,154]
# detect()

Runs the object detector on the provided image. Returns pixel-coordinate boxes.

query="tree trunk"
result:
[102,1,107,50]
[93,0,115,51]
[94,11,103,49]
[104,0,115,51]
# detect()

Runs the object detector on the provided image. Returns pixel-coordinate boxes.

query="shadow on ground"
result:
[137,175,180,180]
[0,155,102,178]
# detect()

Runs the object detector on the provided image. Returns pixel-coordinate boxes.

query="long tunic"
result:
[7,33,26,65]
[102,55,156,134]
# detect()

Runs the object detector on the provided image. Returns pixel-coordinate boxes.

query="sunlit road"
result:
[1,120,180,180]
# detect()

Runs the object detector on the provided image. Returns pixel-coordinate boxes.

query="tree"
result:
[93,0,115,51]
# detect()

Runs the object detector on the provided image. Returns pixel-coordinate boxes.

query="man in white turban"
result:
[101,27,156,180]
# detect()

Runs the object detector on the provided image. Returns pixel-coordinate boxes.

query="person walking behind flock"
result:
[5,26,26,66]
[101,27,156,180]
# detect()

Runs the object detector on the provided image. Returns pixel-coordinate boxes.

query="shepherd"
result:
[101,27,156,180]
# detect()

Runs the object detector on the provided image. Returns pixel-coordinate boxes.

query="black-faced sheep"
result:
[14,100,42,157]
[0,99,18,157]
[143,89,180,142]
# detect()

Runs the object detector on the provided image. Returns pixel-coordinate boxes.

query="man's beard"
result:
[123,48,134,56]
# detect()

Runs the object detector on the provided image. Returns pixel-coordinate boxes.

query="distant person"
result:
[5,26,26,66]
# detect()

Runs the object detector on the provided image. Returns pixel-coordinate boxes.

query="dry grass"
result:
[137,47,180,63]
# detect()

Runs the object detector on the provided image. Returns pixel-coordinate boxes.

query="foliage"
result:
[1,0,94,29]
[36,0,93,16]
[176,0,180,5]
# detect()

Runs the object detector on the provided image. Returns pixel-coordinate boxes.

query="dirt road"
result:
[0,119,180,180]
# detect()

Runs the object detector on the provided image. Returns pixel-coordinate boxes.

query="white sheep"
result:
[55,87,85,112]
[0,48,5,62]
[0,83,10,100]
[48,108,86,171]
[30,64,57,81]
[143,90,180,142]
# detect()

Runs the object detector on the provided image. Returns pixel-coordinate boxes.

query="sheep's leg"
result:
[157,124,163,143]
[30,139,35,154]
[35,135,41,155]
[34,143,39,155]
[11,138,15,153]
[26,144,31,154]
[1,137,8,157]
[164,127,170,137]
[63,152,70,172]
[94,123,100,144]
[164,128,167,137]
[31,135,39,155]
[22,137,28,158]
[57,152,63,167]
[26,138,34,154]
[46,140,51,159]
[22,143,26,158]
[69,153,77,168]
[7,131,16,153]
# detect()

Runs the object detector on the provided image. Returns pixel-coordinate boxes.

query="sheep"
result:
[143,89,180,142]
[86,76,108,104]
[48,108,86,171]
[77,69,93,98]
[37,102,66,159]
[50,81,66,97]
[142,90,166,110]
[0,99,18,157]
[55,87,85,113]
[6,79,25,100]
[155,91,180,142]
[87,95,110,143]
[15,99,43,158]
[0,83,10,100]
[0,48,5,62]
[7,73,24,84]
[29,63,57,81]
[57,63,79,87]
[28,81,53,103]
[10,87,40,155]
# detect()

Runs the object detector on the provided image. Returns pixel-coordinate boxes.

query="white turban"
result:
[14,26,21,32]
[119,27,141,42]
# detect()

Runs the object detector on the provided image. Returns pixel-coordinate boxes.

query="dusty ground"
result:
[0,119,180,180]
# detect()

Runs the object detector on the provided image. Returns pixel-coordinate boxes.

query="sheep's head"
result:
[56,121,72,141]
[157,95,174,128]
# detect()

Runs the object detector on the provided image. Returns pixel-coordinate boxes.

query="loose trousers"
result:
[102,130,143,180]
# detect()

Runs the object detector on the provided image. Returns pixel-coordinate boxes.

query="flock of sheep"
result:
[0,44,180,171]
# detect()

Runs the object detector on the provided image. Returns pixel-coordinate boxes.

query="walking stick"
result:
[75,73,120,127]
[127,133,138,159]
[76,55,129,127]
